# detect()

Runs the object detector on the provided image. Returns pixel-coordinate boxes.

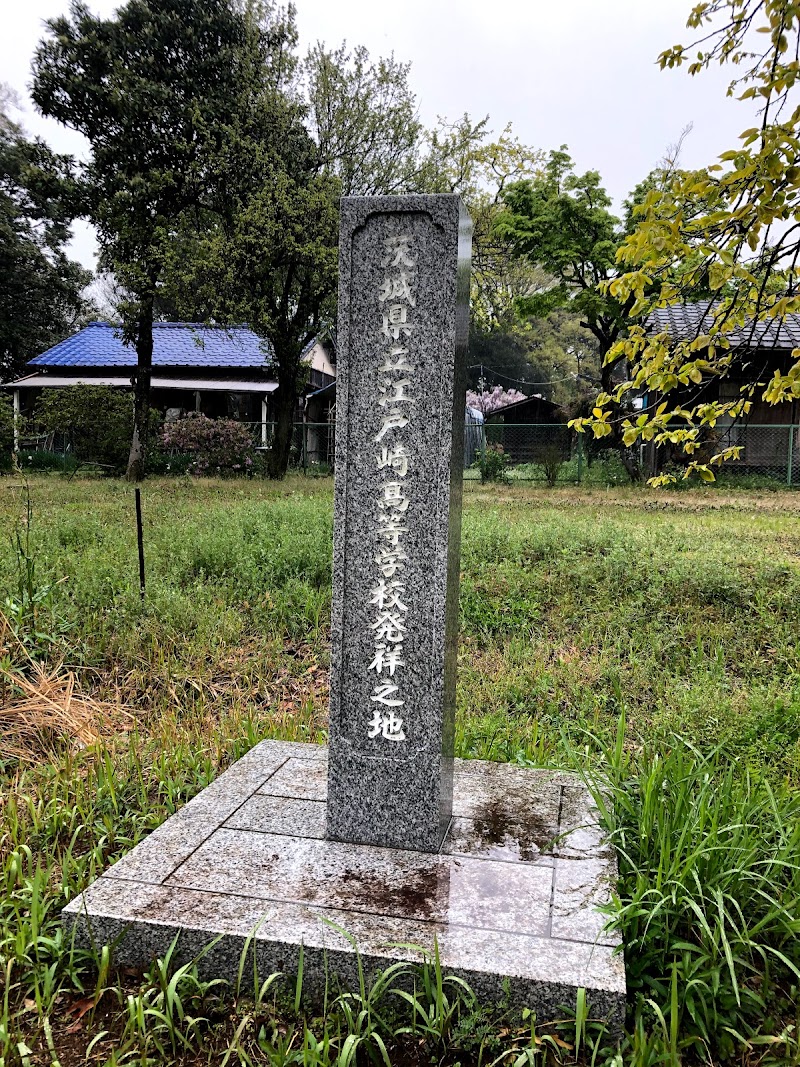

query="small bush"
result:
[160,414,255,476]
[16,450,79,473]
[0,394,13,468]
[473,443,510,483]
[534,443,565,487]
[34,385,136,471]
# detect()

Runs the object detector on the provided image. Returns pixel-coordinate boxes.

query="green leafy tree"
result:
[521,311,602,414]
[421,117,546,331]
[468,328,539,389]
[305,46,547,340]
[0,89,92,382]
[34,385,137,469]
[161,33,414,481]
[32,0,255,481]
[164,6,339,479]
[177,168,340,480]
[417,118,560,413]
[305,43,425,197]
[496,148,643,478]
[467,312,600,417]
[170,24,544,478]
[589,0,800,483]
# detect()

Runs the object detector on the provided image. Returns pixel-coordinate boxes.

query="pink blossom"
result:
[466,386,527,415]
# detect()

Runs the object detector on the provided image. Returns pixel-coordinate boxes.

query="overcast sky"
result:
[2,0,751,271]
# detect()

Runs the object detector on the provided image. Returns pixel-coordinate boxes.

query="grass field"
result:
[1,475,800,1066]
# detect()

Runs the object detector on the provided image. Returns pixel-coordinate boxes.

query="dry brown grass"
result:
[0,617,131,761]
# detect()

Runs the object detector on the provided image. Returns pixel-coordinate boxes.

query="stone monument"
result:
[327,195,470,852]
[63,195,625,1029]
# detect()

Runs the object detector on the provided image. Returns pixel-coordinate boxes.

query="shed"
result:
[647,302,800,473]
[483,393,565,425]
[483,393,570,465]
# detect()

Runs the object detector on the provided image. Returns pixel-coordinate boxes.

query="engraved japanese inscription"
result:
[367,233,420,744]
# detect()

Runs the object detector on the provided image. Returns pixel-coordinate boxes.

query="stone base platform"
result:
[63,741,626,1029]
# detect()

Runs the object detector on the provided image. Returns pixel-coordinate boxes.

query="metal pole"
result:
[135,488,145,600]
[788,425,795,488]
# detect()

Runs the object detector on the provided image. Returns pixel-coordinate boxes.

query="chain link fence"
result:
[11,421,337,475]
[464,421,800,486]
[701,423,800,485]
[242,421,335,472]
[10,417,800,486]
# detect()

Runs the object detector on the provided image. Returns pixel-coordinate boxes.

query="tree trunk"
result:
[618,444,643,483]
[601,355,642,484]
[266,372,298,479]
[126,302,154,482]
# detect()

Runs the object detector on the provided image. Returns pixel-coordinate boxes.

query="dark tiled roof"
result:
[484,393,564,419]
[29,321,275,369]
[649,302,800,350]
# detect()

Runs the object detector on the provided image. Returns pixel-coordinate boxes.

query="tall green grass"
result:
[578,718,800,1062]
[2,476,800,1064]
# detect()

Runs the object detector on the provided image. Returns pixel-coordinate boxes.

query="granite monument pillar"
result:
[326,195,472,852]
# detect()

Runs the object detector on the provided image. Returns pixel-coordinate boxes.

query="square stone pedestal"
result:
[63,741,626,1029]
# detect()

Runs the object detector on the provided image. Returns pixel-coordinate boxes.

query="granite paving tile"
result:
[454,760,578,789]
[64,877,625,1000]
[101,748,294,883]
[442,817,555,865]
[551,858,619,946]
[450,765,563,856]
[225,796,326,839]
[166,827,553,936]
[248,740,328,762]
[452,764,567,819]
[103,810,218,884]
[257,757,328,800]
[557,784,613,860]
[190,749,287,806]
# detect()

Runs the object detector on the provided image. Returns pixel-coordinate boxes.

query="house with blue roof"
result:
[8,321,336,448]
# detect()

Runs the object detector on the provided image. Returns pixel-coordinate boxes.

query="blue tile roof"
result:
[29,322,274,369]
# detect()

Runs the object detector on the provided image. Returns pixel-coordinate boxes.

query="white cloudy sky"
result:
[2,0,752,271]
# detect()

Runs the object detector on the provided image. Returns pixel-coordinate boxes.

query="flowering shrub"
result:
[466,386,526,415]
[160,415,255,476]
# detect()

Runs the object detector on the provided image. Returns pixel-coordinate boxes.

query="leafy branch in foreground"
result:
[576,0,800,484]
